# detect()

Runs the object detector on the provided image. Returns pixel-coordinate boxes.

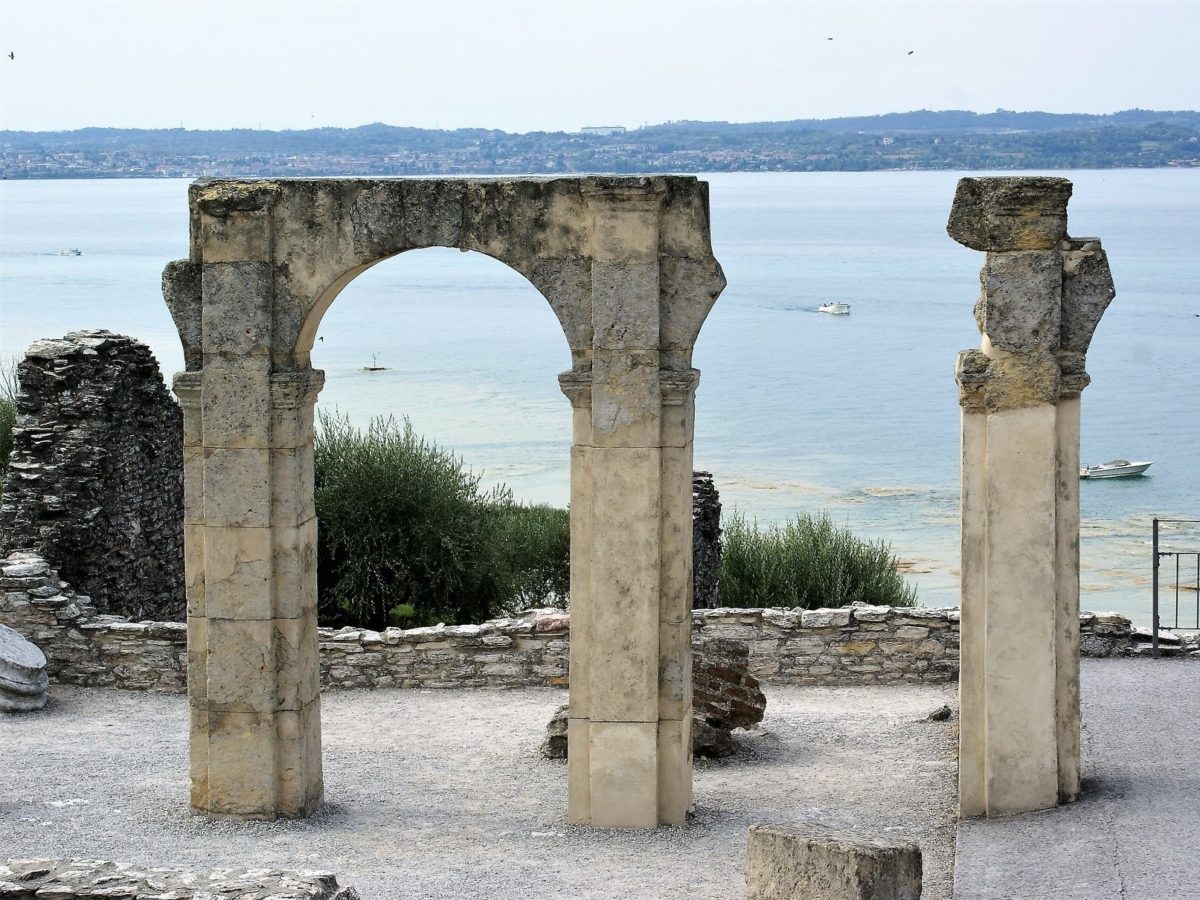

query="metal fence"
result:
[1151,517,1200,657]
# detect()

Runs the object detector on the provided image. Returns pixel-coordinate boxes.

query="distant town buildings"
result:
[580,126,626,136]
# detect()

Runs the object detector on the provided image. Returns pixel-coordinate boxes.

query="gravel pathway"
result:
[1,683,957,899]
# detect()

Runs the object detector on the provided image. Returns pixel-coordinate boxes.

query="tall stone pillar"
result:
[179,188,326,820]
[563,183,697,827]
[949,177,1115,817]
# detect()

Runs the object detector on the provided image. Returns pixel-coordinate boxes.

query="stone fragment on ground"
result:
[0,623,48,712]
[0,858,360,899]
[745,822,922,900]
[542,636,766,759]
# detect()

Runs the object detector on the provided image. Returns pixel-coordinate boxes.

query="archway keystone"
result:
[163,176,725,825]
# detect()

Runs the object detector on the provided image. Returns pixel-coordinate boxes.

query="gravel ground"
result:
[0,683,958,899]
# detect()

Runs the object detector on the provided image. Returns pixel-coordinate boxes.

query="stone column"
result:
[563,183,697,827]
[182,187,325,820]
[949,177,1115,817]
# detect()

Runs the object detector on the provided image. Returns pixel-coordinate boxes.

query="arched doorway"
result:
[163,176,726,827]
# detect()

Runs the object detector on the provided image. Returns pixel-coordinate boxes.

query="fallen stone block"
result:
[746,822,922,900]
[543,636,766,760]
[0,624,49,713]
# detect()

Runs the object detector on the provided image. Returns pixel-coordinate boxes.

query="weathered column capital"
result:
[269,370,325,410]
[172,371,203,408]
[558,367,592,408]
[947,176,1071,251]
[949,177,1115,410]
[660,368,700,405]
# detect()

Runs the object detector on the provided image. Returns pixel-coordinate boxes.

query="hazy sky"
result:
[1,0,1197,133]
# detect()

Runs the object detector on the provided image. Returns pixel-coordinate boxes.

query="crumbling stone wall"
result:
[0,859,359,900]
[692,470,722,608]
[2,551,1138,694]
[0,331,183,621]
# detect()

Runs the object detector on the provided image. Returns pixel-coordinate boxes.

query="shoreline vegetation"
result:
[312,412,916,630]
[3,109,1198,179]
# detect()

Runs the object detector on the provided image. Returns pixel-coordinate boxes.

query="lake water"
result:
[2,171,1198,625]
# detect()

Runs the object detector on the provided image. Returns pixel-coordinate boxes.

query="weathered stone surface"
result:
[543,635,766,760]
[170,176,728,825]
[0,858,360,899]
[0,623,48,712]
[692,471,722,609]
[746,823,922,900]
[0,330,183,621]
[947,176,1071,251]
[952,177,1116,819]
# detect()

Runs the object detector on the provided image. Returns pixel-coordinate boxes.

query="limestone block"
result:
[200,366,272,449]
[203,526,272,620]
[590,351,662,448]
[588,447,661,722]
[1060,243,1116,353]
[657,717,692,824]
[271,446,317,527]
[589,721,659,828]
[204,618,274,713]
[660,444,696,622]
[201,709,280,818]
[200,262,273,361]
[566,716,591,823]
[272,518,319,620]
[977,251,1062,352]
[531,257,594,352]
[201,448,271,527]
[947,176,1071,251]
[591,260,661,350]
[745,823,922,900]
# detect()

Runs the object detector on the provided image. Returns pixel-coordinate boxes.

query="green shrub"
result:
[485,501,571,614]
[313,411,571,629]
[718,511,916,609]
[314,412,506,629]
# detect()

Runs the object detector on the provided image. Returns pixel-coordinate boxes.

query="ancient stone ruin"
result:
[0,330,184,622]
[0,859,359,900]
[0,617,48,712]
[691,470,722,608]
[162,176,726,827]
[543,634,766,760]
[950,176,1116,817]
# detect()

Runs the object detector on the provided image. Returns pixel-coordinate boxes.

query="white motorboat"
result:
[818,301,851,315]
[1079,459,1153,479]
[57,248,82,257]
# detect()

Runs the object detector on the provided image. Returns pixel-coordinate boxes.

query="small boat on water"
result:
[1080,459,1153,479]
[57,248,82,257]
[818,301,851,315]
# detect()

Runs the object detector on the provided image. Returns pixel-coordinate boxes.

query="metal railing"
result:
[1151,517,1200,657]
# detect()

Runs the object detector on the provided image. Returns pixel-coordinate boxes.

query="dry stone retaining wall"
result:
[0,331,184,621]
[1,551,1137,695]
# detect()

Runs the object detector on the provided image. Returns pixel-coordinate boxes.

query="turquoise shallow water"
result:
[2,171,1198,624]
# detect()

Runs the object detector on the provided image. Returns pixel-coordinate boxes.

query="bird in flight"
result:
[7,51,13,61]
[907,50,915,55]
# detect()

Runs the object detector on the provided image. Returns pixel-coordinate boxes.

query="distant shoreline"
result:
[4,109,1198,179]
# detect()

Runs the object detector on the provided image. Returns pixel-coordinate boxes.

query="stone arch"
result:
[162,176,726,827]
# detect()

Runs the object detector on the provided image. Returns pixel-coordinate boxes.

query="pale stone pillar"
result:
[949,177,1115,817]
[181,189,326,820]
[563,183,697,827]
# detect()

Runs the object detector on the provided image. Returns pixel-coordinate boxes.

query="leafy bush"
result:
[313,411,570,629]
[485,501,571,614]
[718,511,916,609]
